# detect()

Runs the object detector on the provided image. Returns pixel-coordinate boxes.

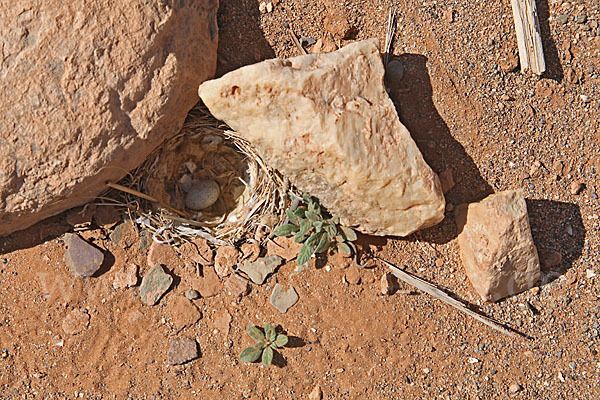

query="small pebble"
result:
[184,289,201,300]
[580,94,589,103]
[509,383,522,393]
[386,60,405,87]
[574,14,587,24]
[556,14,569,24]
[570,180,585,195]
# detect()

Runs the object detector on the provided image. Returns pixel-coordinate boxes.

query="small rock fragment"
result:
[455,190,540,302]
[300,36,316,47]
[139,264,173,306]
[258,1,267,13]
[309,384,323,400]
[439,168,455,194]
[167,337,199,365]
[270,283,299,313]
[570,180,585,195]
[345,266,361,285]
[109,220,137,247]
[224,274,250,297]
[556,14,569,25]
[214,311,232,336]
[508,383,522,394]
[498,50,519,72]
[266,1,273,13]
[214,245,239,277]
[63,233,104,278]
[240,243,261,262]
[443,7,455,23]
[184,289,201,300]
[538,250,562,269]
[112,264,139,289]
[94,205,121,227]
[166,296,202,332]
[586,269,596,279]
[62,309,90,335]
[195,267,221,298]
[529,161,544,178]
[385,59,405,88]
[238,255,284,284]
[147,242,180,268]
[380,273,398,295]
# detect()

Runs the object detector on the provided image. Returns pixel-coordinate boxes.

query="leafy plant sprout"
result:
[239,323,288,366]
[273,194,358,266]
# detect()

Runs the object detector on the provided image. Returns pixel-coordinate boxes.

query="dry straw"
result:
[107,104,294,247]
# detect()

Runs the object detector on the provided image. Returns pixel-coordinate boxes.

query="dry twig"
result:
[376,257,520,339]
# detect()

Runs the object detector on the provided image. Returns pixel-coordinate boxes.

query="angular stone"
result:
[0,0,218,237]
[178,238,214,265]
[63,233,104,278]
[345,265,361,285]
[167,337,199,365]
[270,283,299,313]
[455,190,540,302]
[147,242,180,268]
[224,274,250,297]
[166,296,202,332]
[62,308,90,335]
[139,264,173,306]
[112,263,139,289]
[195,267,221,298]
[240,243,261,262]
[214,245,239,277]
[380,272,398,295]
[199,39,445,237]
[266,236,303,262]
[238,255,283,285]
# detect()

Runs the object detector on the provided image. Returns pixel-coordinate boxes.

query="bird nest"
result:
[109,104,293,247]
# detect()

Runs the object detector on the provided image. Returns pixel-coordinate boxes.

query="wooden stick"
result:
[376,257,521,339]
[286,24,307,56]
[106,182,188,218]
[510,0,545,75]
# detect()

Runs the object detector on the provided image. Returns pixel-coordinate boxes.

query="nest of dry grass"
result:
[108,104,294,247]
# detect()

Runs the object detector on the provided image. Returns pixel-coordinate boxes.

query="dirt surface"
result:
[2,0,600,398]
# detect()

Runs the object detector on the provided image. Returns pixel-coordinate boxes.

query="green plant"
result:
[239,323,288,366]
[273,194,358,265]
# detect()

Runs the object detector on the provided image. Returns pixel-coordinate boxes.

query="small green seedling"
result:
[273,194,358,265]
[239,323,288,366]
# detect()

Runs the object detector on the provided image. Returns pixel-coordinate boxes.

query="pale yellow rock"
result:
[199,39,444,236]
[455,190,541,302]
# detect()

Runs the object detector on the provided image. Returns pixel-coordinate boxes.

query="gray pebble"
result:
[386,60,405,87]
[299,36,316,47]
[139,264,173,306]
[556,14,569,25]
[184,289,200,300]
[63,233,104,278]
[574,14,587,24]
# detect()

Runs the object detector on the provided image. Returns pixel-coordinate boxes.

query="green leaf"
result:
[306,231,322,247]
[312,221,324,232]
[305,211,320,221]
[297,241,314,266]
[338,242,351,255]
[298,219,311,235]
[324,223,337,238]
[340,226,357,241]
[264,323,276,342]
[247,325,265,341]
[314,233,331,254]
[240,346,262,363]
[293,207,307,218]
[274,334,288,347]
[285,209,299,224]
[262,346,273,366]
[294,231,310,243]
[273,224,298,237]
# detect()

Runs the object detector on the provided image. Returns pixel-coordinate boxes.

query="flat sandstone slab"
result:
[455,190,541,302]
[199,39,444,236]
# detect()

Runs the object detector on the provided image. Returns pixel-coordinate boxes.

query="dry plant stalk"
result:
[376,257,520,339]
[384,7,397,67]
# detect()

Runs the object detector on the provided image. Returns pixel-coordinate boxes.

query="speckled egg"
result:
[185,179,220,210]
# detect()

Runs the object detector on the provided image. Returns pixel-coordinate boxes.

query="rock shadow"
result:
[388,54,493,245]
[527,199,585,286]
[536,0,564,82]
[215,0,276,77]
